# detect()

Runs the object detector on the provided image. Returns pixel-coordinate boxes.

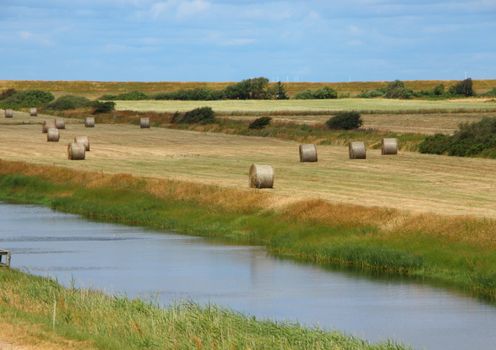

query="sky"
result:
[1,0,495,82]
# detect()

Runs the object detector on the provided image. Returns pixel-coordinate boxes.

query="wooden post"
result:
[0,249,11,268]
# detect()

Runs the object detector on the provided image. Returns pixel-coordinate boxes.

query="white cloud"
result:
[145,0,210,19]
[18,30,54,47]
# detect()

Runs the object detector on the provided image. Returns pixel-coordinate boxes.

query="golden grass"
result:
[114,98,496,114]
[225,112,496,135]
[0,322,95,350]
[2,79,496,98]
[1,122,496,219]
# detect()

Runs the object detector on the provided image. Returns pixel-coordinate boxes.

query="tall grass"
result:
[1,160,496,302]
[0,269,405,350]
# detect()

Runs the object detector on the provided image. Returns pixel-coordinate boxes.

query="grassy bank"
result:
[1,160,496,303]
[0,269,404,350]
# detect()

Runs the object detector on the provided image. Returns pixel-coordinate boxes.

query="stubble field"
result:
[1,110,496,218]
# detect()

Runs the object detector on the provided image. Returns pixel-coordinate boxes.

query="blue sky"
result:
[1,0,495,82]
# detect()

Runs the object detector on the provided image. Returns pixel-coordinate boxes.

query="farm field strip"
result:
[115,98,496,114]
[1,123,496,218]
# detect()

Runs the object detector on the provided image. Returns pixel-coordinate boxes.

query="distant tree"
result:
[383,80,414,99]
[449,78,474,96]
[269,81,289,100]
[224,77,270,99]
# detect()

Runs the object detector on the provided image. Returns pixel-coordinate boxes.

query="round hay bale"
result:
[47,128,60,142]
[140,117,150,129]
[67,142,85,160]
[381,138,398,155]
[4,109,13,118]
[30,108,37,117]
[55,118,65,129]
[84,117,95,128]
[42,120,55,133]
[74,136,90,151]
[249,164,274,189]
[349,141,366,159]
[299,144,318,162]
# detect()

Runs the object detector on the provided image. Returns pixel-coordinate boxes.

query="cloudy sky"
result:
[1,0,495,82]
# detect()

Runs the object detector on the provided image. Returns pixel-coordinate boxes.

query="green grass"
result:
[114,98,496,114]
[0,269,406,350]
[1,172,496,303]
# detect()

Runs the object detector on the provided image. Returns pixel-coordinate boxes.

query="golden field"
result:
[1,79,496,98]
[1,110,496,218]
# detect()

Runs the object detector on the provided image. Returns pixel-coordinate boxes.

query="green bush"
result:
[325,111,362,130]
[294,87,337,99]
[248,116,272,129]
[418,118,496,157]
[418,134,452,154]
[92,101,115,114]
[48,95,92,110]
[172,107,215,124]
[383,80,414,99]
[357,89,384,98]
[99,91,149,100]
[155,88,224,101]
[0,90,54,108]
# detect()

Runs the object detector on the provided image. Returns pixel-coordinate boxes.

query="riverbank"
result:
[0,159,495,302]
[0,269,404,350]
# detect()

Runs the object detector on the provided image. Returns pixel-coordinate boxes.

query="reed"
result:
[0,268,404,350]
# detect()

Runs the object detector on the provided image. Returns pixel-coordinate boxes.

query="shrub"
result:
[383,80,414,99]
[0,88,17,100]
[155,88,224,101]
[99,91,149,100]
[172,107,215,124]
[418,118,496,157]
[48,95,92,110]
[224,77,271,99]
[325,111,362,130]
[449,78,474,97]
[92,101,115,114]
[249,116,272,129]
[418,134,452,154]
[357,89,384,98]
[0,90,54,108]
[433,84,445,96]
[294,87,338,99]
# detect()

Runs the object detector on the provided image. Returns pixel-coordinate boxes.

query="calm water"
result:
[1,203,495,350]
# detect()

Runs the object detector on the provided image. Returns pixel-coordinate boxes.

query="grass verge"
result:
[0,269,405,350]
[0,160,496,303]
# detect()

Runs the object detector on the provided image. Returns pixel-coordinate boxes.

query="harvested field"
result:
[115,98,496,114]
[224,112,495,135]
[1,123,496,218]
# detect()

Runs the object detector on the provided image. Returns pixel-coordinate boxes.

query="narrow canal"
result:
[1,203,495,349]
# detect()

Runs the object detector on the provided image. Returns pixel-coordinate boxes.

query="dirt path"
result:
[0,323,94,350]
